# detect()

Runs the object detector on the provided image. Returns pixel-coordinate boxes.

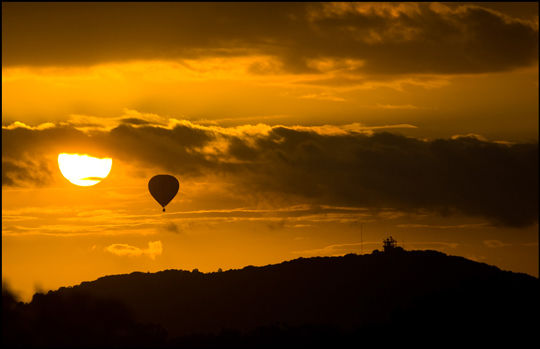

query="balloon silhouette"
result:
[148,175,179,212]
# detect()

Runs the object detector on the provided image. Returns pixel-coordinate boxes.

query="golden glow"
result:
[57,153,112,186]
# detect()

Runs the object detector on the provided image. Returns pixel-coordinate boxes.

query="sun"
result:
[58,153,113,186]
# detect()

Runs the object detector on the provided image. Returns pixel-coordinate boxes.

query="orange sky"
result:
[2,2,538,301]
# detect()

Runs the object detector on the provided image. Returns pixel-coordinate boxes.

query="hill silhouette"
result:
[3,248,539,347]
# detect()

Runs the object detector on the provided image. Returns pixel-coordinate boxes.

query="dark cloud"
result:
[120,118,153,126]
[241,130,538,227]
[101,124,216,176]
[164,222,182,234]
[2,3,537,74]
[1,123,217,180]
[2,122,538,227]
[2,158,52,187]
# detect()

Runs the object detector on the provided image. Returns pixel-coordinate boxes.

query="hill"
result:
[3,248,539,347]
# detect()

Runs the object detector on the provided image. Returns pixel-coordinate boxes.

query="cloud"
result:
[2,121,56,131]
[396,223,488,229]
[3,3,537,75]
[1,203,378,237]
[483,240,512,248]
[163,222,182,234]
[292,242,379,257]
[403,241,460,249]
[451,133,488,141]
[228,127,537,227]
[105,241,163,259]
[2,158,53,187]
[292,240,460,256]
[299,92,346,102]
[2,118,538,227]
[374,104,418,110]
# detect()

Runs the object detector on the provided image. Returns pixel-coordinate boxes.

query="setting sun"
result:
[57,153,112,186]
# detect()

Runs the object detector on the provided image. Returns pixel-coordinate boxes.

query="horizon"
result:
[2,2,539,303]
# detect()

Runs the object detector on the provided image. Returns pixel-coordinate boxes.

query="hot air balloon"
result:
[148,175,179,212]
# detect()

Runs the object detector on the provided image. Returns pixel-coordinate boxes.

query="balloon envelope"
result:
[148,175,179,211]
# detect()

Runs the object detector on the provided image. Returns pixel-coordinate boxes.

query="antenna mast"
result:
[360,223,363,255]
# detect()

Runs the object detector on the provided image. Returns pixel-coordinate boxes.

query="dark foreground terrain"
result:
[3,248,539,347]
